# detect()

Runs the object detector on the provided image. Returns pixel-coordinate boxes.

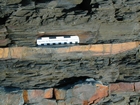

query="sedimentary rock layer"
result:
[0,0,140,46]
[0,82,140,105]
[0,0,140,104]
[0,41,139,60]
[0,41,140,89]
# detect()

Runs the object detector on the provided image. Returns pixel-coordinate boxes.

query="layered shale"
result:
[0,0,140,105]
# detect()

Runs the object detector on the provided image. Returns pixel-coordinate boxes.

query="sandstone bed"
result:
[0,0,140,105]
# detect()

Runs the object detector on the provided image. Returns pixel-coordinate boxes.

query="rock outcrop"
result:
[0,82,140,105]
[0,41,139,60]
[0,0,140,46]
[0,0,140,105]
[0,41,140,89]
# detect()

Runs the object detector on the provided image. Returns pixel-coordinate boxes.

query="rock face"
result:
[0,82,140,105]
[0,41,139,60]
[0,0,140,105]
[0,42,140,89]
[0,0,140,46]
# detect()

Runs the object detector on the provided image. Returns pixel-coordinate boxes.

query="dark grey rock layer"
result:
[0,1,140,104]
[0,46,139,89]
[0,0,140,46]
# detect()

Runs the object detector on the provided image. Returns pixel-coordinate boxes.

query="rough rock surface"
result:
[0,82,140,105]
[0,42,140,89]
[0,0,140,46]
[0,0,140,105]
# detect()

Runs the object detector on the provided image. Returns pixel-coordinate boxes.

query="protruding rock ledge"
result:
[1,82,140,105]
[0,41,139,60]
[0,26,11,46]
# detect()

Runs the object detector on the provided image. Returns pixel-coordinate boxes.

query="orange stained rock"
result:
[121,42,138,51]
[103,44,111,53]
[109,83,134,93]
[83,100,88,105]
[3,48,9,58]
[57,47,70,53]
[0,48,9,59]
[69,45,90,52]
[111,42,138,54]
[23,90,29,103]
[21,47,39,59]
[0,41,139,60]
[111,44,122,54]
[54,88,66,100]
[10,47,23,58]
[10,47,26,59]
[0,48,4,58]
[89,44,104,53]
[44,88,54,99]
[138,41,140,45]
[80,41,139,54]
[88,84,109,105]
[28,90,44,99]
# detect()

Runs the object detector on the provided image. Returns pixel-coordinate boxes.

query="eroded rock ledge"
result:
[0,41,140,89]
[0,41,139,60]
[0,0,140,104]
[0,0,140,47]
[0,82,140,105]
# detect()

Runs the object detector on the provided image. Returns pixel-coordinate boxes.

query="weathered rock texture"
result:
[0,41,140,89]
[0,0,140,46]
[0,41,139,60]
[0,0,140,105]
[0,82,140,105]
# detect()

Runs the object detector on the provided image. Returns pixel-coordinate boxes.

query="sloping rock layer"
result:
[0,0,140,46]
[0,0,140,105]
[0,41,140,89]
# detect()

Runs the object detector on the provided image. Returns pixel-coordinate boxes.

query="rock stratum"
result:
[0,0,140,46]
[0,41,140,88]
[0,0,140,105]
[0,41,140,105]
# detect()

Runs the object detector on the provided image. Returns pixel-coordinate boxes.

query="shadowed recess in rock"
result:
[0,17,9,25]
[57,0,93,19]
[20,0,32,6]
[0,86,21,93]
[55,76,98,89]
